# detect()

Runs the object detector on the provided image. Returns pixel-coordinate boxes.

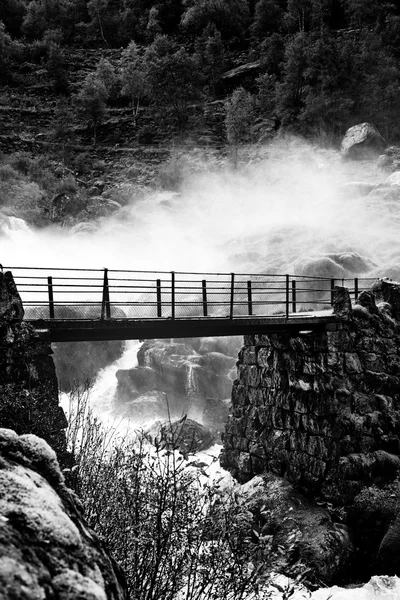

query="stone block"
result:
[386,354,400,375]
[332,286,353,319]
[361,352,385,372]
[257,345,272,367]
[241,346,257,365]
[345,353,363,373]
[353,391,376,415]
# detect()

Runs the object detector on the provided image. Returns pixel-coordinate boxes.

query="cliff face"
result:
[0,271,67,460]
[221,283,400,501]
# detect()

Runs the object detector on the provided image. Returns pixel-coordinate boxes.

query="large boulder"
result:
[115,338,237,428]
[237,474,353,584]
[0,428,128,600]
[341,123,385,160]
[145,417,215,457]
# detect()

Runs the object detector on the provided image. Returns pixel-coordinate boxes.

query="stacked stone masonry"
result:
[221,281,400,501]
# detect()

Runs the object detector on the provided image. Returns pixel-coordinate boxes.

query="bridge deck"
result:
[5,267,375,341]
[29,314,341,342]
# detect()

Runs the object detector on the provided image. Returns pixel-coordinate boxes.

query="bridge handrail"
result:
[5,267,378,322]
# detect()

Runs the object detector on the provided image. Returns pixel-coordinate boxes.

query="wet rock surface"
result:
[114,337,240,437]
[237,474,353,584]
[0,428,128,600]
[221,283,400,581]
[341,123,385,160]
[145,416,216,458]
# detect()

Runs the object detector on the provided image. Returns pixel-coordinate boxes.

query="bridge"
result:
[8,267,375,342]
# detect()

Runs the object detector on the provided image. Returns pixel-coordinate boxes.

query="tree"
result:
[275,32,309,125]
[95,57,119,101]
[181,0,250,40]
[194,24,225,95]
[225,87,254,168]
[283,0,311,32]
[145,36,201,133]
[0,0,26,37]
[21,0,73,40]
[75,74,108,144]
[120,41,148,125]
[87,0,110,46]
[251,0,284,40]
[0,20,22,83]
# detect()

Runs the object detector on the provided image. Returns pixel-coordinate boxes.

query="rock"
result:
[377,154,392,169]
[341,182,378,196]
[119,390,169,421]
[386,171,400,186]
[377,512,400,576]
[0,273,67,460]
[145,417,215,457]
[377,145,400,171]
[0,271,24,323]
[116,339,236,423]
[23,304,125,391]
[332,286,352,319]
[341,123,385,160]
[53,339,125,392]
[0,428,128,600]
[69,222,99,235]
[237,474,353,584]
[313,576,400,600]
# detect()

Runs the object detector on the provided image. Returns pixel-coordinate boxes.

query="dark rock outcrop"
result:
[0,428,128,600]
[341,123,385,160]
[145,417,215,458]
[237,474,353,584]
[0,271,67,460]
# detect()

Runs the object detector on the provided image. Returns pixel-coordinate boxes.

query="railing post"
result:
[171,271,175,320]
[101,268,111,319]
[331,278,335,305]
[247,280,252,316]
[292,279,296,313]
[156,279,162,317]
[230,273,235,319]
[202,280,208,317]
[354,277,359,300]
[47,276,55,319]
[285,274,290,319]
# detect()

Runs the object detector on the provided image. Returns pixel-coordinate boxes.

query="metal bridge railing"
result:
[5,267,378,322]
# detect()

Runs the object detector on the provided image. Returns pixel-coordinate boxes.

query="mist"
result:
[1,138,394,278]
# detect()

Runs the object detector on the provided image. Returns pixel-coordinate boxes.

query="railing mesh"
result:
[4,267,379,321]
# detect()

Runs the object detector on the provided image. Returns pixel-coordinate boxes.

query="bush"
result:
[0,163,20,183]
[66,389,269,600]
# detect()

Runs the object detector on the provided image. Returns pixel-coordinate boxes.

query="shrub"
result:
[66,389,269,600]
[0,163,20,183]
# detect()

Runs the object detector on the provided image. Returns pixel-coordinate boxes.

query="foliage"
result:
[2,0,400,143]
[66,389,270,600]
[120,41,148,124]
[251,0,284,40]
[181,0,250,40]
[145,36,202,133]
[74,73,108,143]
[225,87,254,167]
[0,19,23,82]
